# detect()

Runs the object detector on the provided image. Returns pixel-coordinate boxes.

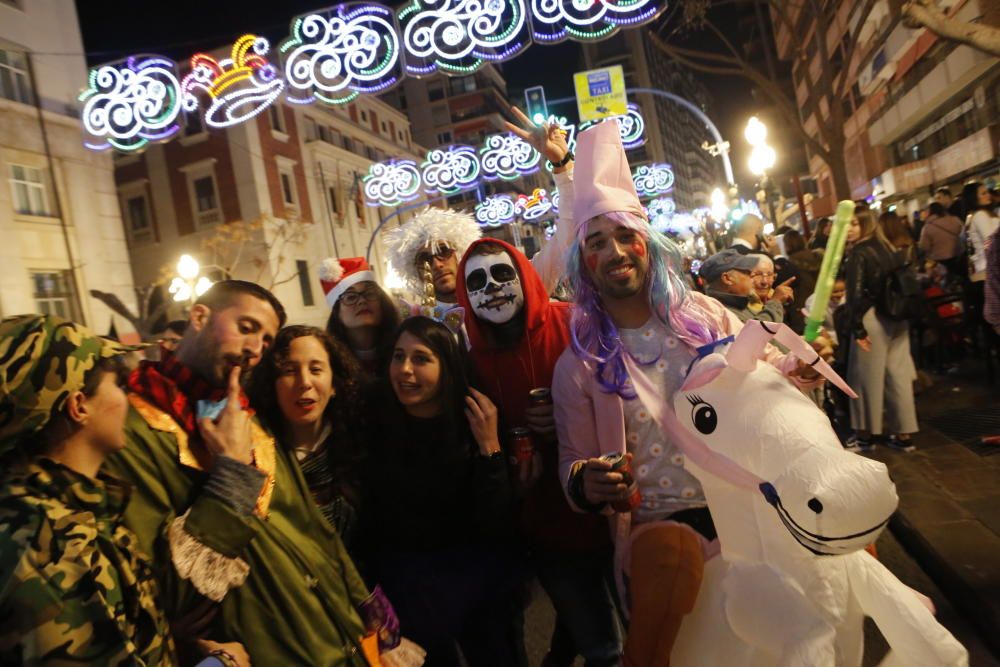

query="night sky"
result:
[75,1,768,189]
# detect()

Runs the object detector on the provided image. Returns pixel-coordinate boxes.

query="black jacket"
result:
[843,237,895,339]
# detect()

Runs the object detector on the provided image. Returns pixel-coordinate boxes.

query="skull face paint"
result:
[464,252,525,324]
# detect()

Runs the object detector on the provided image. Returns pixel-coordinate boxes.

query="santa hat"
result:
[319,256,376,307]
[384,207,481,289]
[572,119,646,230]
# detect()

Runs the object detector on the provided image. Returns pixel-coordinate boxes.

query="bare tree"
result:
[900,0,1000,57]
[201,214,310,291]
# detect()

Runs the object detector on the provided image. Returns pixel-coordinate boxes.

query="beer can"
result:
[528,387,552,407]
[508,427,535,474]
[600,452,641,513]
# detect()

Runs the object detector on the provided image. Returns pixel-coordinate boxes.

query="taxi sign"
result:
[573,65,627,122]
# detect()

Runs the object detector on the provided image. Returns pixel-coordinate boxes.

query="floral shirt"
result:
[619,318,707,523]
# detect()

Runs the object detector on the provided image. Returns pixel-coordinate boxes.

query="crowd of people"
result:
[0,108,995,667]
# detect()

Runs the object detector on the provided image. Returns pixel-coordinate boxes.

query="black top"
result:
[361,411,513,557]
[843,237,895,339]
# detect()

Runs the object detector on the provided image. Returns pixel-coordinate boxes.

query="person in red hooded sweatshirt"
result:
[457,238,622,667]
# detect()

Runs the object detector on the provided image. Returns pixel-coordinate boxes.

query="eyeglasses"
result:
[340,288,380,307]
[750,271,775,281]
[414,246,455,267]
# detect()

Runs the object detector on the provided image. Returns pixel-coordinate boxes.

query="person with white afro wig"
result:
[385,207,482,305]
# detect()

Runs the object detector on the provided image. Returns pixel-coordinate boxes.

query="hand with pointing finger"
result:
[199,365,254,465]
[504,106,570,171]
[772,276,796,305]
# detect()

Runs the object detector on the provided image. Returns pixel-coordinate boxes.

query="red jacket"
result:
[458,238,608,551]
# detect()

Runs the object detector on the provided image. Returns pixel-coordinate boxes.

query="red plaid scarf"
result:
[127,351,250,435]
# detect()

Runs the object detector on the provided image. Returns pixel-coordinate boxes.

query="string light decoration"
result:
[421,144,481,195]
[480,133,540,181]
[281,4,402,106]
[645,196,676,227]
[181,35,284,129]
[551,188,559,213]
[475,194,517,226]
[579,102,645,150]
[515,187,554,221]
[363,159,422,206]
[80,55,182,152]
[399,0,531,76]
[529,0,665,43]
[633,163,675,198]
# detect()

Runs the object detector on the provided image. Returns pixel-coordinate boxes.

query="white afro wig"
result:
[385,207,481,289]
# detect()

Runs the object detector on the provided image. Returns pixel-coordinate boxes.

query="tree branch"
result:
[902,0,1000,58]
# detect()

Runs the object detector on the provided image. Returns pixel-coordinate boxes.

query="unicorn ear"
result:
[726,319,777,372]
[681,353,729,391]
[396,298,420,318]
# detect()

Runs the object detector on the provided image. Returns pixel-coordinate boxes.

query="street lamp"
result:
[745,116,778,228]
[168,254,213,304]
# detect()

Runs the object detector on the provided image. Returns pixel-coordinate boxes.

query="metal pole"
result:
[318,162,341,257]
[548,87,736,185]
[365,195,450,263]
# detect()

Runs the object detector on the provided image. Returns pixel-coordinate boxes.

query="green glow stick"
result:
[804,200,855,342]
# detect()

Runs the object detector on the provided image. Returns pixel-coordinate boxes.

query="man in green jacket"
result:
[104,281,389,666]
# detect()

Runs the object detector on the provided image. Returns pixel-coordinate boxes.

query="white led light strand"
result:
[421,145,481,195]
[530,0,665,43]
[363,159,422,206]
[475,194,517,226]
[633,163,675,198]
[282,4,402,106]
[480,133,540,181]
[80,55,182,152]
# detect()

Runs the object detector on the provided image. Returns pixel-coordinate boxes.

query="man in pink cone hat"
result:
[551,120,824,665]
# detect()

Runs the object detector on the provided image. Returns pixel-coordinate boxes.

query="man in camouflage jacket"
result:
[0,314,176,666]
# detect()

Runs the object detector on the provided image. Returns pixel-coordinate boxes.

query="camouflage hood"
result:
[0,314,142,457]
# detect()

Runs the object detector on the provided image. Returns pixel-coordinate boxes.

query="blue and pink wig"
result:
[567,211,716,398]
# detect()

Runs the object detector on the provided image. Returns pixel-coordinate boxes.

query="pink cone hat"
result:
[572,119,646,230]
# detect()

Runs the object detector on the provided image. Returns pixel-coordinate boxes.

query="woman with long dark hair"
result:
[320,256,402,376]
[962,182,1000,308]
[362,316,519,666]
[250,325,367,552]
[842,209,918,452]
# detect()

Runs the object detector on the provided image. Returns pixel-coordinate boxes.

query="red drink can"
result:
[601,452,641,513]
[508,427,534,475]
[528,387,552,407]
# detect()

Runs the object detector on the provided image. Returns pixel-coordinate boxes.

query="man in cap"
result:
[0,314,248,666]
[103,280,408,666]
[551,121,823,665]
[701,249,787,323]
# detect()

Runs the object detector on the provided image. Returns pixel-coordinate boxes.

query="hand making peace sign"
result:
[504,105,571,171]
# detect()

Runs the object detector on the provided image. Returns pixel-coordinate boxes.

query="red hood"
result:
[457,237,555,351]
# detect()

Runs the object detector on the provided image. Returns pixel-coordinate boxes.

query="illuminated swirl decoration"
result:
[645,196,676,229]
[181,35,284,129]
[480,133,540,181]
[399,0,530,76]
[579,102,645,150]
[551,188,559,213]
[530,0,665,43]
[475,194,517,226]
[421,145,481,195]
[515,188,554,221]
[633,163,675,198]
[281,4,402,106]
[80,55,182,153]
[363,160,422,206]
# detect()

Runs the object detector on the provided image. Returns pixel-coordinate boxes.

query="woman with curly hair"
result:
[250,325,367,553]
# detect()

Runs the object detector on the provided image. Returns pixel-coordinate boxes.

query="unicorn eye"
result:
[690,400,717,435]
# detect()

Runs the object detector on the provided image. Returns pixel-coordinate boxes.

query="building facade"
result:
[581,30,725,210]
[0,0,138,337]
[115,83,424,329]
[772,0,999,218]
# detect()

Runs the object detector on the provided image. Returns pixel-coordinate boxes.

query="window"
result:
[436,131,452,145]
[428,83,445,102]
[0,49,32,104]
[431,104,450,126]
[31,271,78,320]
[303,116,317,141]
[9,165,51,216]
[280,169,296,207]
[183,109,204,136]
[327,184,340,214]
[296,260,315,307]
[381,121,387,134]
[184,168,221,227]
[269,104,286,133]
[123,192,154,244]
[450,76,476,95]
[360,109,368,123]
